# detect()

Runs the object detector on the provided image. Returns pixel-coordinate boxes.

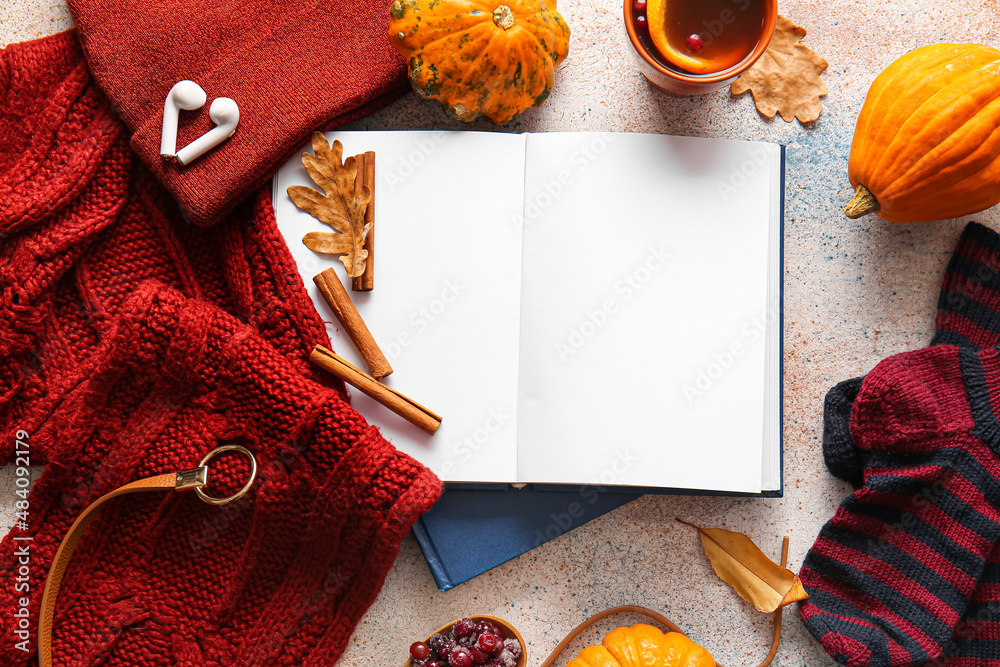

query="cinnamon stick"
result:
[310,345,441,435]
[352,151,375,292]
[313,268,393,378]
[350,152,364,287]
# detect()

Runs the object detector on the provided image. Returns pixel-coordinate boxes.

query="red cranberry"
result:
[429,634,447,651]
[411,642,431,661]
[440,639,458,658]
[476,634,499,653]
[469,647,490,663]
[635,15,648,33]
[449,647,473,667]
[426,663,444,667]
[503,639,521,658]
[632,0,647,12]
[454,618,477,638]
[686,33,703,52]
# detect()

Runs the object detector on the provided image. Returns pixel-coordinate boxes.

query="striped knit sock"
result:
[933,221,1000,350]
[933,223,1000,667]
[943,554,1000,667]
[801,222,1000,667]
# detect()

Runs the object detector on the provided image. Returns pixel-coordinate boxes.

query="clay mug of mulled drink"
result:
[624,0,777,95]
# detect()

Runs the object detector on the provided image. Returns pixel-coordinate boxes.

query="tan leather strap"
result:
[38,445,257,667]
[39,474,177,667]
[538,537,790,667]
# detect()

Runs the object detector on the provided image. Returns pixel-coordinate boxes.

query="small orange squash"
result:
[845,43,1000,223]
[388,0,570,125]
[566,624,715,667]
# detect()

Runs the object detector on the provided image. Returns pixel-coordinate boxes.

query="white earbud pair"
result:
[160,80,240,166]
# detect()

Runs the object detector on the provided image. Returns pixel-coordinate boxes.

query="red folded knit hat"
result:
[66,0,408,226]
[0,31,441,667]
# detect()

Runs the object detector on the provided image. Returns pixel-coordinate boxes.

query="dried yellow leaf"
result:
[731,15,829,123]
[678,519,808,613]
[288,133,372,277]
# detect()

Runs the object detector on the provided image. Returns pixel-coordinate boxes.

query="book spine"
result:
[411,517,456,591]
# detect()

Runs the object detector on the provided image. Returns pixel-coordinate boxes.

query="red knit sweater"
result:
[0,31,442,667]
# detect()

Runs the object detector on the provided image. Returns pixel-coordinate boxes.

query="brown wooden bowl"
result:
[403,615,527,667]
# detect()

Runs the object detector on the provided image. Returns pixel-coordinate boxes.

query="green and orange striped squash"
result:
[845,43,1000,223]
[388,0,570,125]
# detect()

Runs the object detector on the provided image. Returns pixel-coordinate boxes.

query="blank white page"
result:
[516,132,780,493]
[273,131,526,483]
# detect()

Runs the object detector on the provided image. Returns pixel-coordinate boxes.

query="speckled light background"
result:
[3,1,1000,665]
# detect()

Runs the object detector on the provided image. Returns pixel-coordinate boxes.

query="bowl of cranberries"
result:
[405,616,526,667]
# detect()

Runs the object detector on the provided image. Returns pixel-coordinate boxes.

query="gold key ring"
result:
[184,444,258,506]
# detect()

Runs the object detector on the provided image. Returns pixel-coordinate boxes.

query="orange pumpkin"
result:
[566,624,715,667]
[845,43,1000,223]
[388,0,570,125]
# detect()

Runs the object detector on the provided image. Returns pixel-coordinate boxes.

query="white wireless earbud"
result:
[175,97,240,166]
[160,80,207,158]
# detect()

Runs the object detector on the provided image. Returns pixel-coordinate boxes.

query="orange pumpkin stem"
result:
[493,5,515,29]
[845,183,880,219]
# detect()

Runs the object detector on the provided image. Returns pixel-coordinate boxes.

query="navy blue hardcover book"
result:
[412,479,784,591]
[412,487,642,591]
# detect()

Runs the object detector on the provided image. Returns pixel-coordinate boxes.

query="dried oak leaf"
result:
[678,519,808,612]
[288,132,371,277]
[731,15,829,123]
